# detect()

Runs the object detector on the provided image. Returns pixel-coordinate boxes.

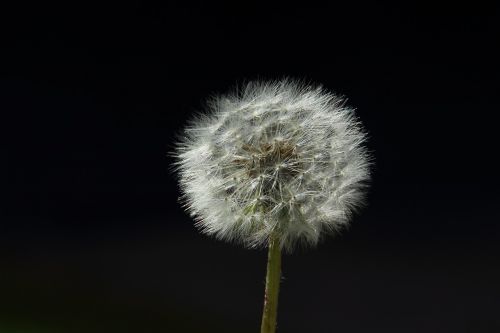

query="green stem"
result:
[260,234,282,333]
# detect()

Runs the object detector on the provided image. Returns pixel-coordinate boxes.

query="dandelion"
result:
[174,79,372,333]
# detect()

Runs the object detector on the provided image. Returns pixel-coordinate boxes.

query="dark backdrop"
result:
[1,3,499,332]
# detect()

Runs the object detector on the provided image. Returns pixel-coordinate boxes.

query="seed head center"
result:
[238,139,300,180]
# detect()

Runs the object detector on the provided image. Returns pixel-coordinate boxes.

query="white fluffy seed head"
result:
[174,79,372,252]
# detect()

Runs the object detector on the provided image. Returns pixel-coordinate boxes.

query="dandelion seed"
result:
[174,79,372,252]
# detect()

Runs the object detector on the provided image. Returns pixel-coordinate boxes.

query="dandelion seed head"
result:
[174,79,372,252]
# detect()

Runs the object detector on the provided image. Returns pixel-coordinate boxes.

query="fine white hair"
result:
[174,79,372,252]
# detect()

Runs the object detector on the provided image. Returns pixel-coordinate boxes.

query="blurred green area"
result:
[0,231,261,333]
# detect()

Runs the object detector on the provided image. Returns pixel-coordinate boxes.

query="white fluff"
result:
[174,79,372,252]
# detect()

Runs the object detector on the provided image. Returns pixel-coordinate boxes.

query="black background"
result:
[1,2,499,332]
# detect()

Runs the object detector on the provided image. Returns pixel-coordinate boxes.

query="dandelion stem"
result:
[260,234,282,333]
